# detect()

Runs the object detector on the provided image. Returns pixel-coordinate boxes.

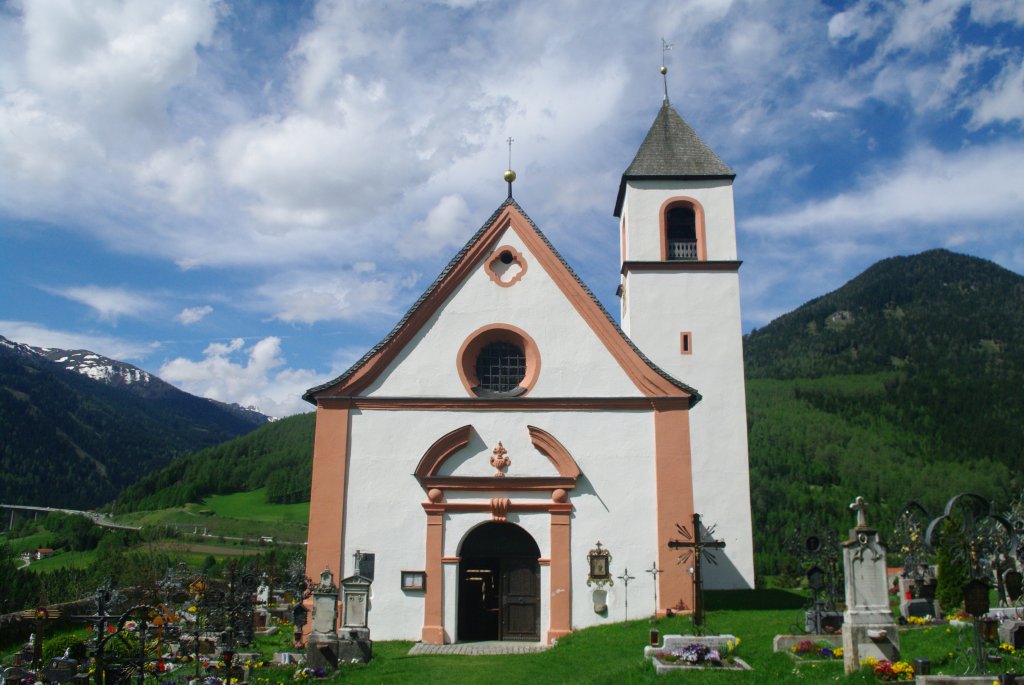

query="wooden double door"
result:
[458,522,540,642]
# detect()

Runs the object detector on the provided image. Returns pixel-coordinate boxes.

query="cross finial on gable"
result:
[661,38,674,104]
[504,137,516,199]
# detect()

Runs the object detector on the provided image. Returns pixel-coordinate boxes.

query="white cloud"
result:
[397,194,471,259]
[750,143,1024,236]
[159,336,318,417]
[48,285,159,323]
[969,58,1024,129]
[176,305,213,325]
[255,269,405,325]
[0,320,157,360]
[21,0,217,142]
[136,138,211,212]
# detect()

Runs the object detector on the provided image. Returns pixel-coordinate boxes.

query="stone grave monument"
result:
[337,573,373,663]
[842,497,900,675]
[306,567,341,670]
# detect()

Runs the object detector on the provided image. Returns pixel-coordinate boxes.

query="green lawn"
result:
[4,591,1022,684]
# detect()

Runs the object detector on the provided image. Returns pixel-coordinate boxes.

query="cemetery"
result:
[1,493,1022,684]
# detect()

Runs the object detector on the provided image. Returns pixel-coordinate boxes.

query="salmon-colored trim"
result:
[456,323,540,397]
[538,557,551,565]
[421,476,577,491]
[422,504,446,643]
[308,204,691,400]
[680,332,692,355]
[304,399,351,642]
[653,403,695,617]
[414,425,473,478]
[658,197,707,262]
[441,556,461,564]
[422,501,574,514]
[548,508,572,643]
[414,426,582,492]
[527,425,582,479]
[621,260,741,275]
[484,245,528,287]
[317,396,691,411]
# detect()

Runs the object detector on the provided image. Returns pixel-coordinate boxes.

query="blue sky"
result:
[2,0,1022,416]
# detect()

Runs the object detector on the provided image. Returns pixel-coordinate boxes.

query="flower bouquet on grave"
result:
[659,643,723,665]
[789,639,842,659]
[862,656,915,681]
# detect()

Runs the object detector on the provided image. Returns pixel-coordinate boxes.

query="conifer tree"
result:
[935,517,969,614]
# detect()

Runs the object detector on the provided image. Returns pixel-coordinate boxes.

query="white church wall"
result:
[621,269,755,588]
[620,179,737,263]
[363,227,644,399]
[340,407,663,641]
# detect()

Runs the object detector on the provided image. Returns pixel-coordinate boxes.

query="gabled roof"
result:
[614,101,734,217]
[303,198,700,404]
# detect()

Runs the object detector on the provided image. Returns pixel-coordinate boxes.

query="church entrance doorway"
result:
[457,522,540,642]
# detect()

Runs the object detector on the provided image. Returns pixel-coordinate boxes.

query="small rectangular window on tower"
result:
[680,332,693,355]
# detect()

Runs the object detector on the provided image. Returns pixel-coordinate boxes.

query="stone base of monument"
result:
[842,613,900,675]
[306,634,341,670]
[644,634,751,674]
[335,628,373,664]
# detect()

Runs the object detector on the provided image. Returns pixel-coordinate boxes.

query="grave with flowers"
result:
[644,634,750,674]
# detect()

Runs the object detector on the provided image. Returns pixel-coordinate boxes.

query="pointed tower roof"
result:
[614,101,734,216]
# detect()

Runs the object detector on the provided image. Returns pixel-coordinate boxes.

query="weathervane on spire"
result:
[661,37,674,104]
[503,136,516,199]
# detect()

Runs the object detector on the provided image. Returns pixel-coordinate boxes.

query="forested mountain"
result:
[0,336,269,509]
[745,249,1024,577]
[102,249,1024,582]
[112,412,315,513]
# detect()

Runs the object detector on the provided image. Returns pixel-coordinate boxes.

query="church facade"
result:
[302,100,754,644]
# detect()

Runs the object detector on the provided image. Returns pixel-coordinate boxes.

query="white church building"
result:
[302,98,755,644]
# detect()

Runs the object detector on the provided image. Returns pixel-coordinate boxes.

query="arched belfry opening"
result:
[665,204,697,260]
[457,522,541,642]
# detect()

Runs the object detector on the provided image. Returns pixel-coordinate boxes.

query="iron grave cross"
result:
[668,512,725,627]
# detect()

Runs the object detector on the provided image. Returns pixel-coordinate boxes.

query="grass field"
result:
[25,549,96,572]
[114,489,309,544]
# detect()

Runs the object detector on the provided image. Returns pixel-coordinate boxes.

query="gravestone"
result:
[898,575,940,619]
[306,567,341,670]
[338,574,373,664]
[842,497,900,675]
[1005,570,1023,604]
[998,621,1024,650]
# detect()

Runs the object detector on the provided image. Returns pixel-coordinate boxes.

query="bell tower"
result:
[616,99,755,588]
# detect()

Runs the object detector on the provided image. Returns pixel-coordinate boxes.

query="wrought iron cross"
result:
[668,513,725,627]
[646,561,663,617]
[617,568,636,621]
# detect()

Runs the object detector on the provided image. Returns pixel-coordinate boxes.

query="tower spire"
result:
[661,38,673,104]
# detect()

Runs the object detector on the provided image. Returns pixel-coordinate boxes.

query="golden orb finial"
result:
[660,65,667,75]
[504,169,516,183]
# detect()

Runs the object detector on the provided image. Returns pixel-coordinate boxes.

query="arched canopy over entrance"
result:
[458,522,540,642]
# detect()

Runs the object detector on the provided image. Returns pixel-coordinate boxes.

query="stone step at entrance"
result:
[408,641,549,656]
